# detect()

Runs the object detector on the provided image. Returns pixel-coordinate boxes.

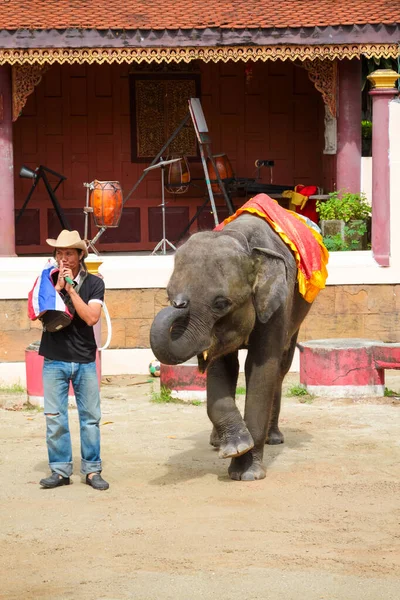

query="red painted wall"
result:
[13,61,328,254]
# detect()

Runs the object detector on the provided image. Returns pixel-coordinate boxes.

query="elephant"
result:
[150,203,325,481]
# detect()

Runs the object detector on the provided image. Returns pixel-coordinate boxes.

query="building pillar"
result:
[0,65,16,256]
[368,69,400,267]
[336,59,362,193]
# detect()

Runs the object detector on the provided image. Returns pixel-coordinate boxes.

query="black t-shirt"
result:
[39,274,105,363]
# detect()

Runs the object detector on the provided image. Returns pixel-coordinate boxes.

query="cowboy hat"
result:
[46,230,88,258]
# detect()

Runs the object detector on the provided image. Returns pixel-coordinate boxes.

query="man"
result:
[37,230,109,491]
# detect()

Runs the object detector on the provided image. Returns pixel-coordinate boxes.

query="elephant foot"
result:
[266,426,284,445]
[228,452,266,481]
[218,427,254,459]
[209,427,220,449]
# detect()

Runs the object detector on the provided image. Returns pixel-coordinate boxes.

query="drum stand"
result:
[82,182,101,255]
[144,158,181,255]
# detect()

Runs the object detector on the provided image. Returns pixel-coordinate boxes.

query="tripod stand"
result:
[144,158,181,255]
[120,99,234,251]
[16,165,70,230]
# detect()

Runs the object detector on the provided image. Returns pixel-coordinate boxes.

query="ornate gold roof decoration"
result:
[11,64,49,121]
[1,43,399,66]
[302,59,337,117]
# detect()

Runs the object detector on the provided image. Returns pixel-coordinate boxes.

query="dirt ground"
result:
[0,371,399,600]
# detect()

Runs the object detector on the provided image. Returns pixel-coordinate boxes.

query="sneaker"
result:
[40,472,70,489]
[85,473,109,491]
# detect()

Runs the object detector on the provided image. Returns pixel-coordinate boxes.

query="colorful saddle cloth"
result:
[214,193,329,303]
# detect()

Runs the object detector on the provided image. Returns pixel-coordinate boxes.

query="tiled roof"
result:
[0,1,398,30]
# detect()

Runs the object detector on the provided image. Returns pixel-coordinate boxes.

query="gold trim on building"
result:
[1,43,399,66]
[11,64,49,121]
[367,68,400,89]
[302,59,337,117]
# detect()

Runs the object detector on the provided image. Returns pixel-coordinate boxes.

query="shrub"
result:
[361,120,372,139]
[316,190,371,223]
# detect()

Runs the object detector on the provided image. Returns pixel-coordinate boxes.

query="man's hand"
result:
[55,260,74,293]
[55,259,66,292]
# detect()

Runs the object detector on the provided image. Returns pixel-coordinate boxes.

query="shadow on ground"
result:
[149,425,313,486]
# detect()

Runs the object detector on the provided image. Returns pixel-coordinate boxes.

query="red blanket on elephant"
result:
[214,193,329,303]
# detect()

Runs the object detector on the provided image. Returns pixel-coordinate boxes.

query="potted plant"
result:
[316,190,371,251]
[362,120,372,157]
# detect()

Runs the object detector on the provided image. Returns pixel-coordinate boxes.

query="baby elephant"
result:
[150,195,328,481]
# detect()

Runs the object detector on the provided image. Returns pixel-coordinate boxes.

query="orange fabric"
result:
[214,193,329,303]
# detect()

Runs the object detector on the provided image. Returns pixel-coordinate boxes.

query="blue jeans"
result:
[43,359,102,478]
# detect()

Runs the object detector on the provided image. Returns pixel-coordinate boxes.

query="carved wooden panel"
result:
[130,74,200,161]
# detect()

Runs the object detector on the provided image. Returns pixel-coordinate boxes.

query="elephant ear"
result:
[252,247,288,324]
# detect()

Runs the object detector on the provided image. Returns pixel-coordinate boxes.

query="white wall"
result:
[361,157,372,205]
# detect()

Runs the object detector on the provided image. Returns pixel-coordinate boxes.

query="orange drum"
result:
[165,157,191,194]
[206,154,234,194]
[89,180,123,228]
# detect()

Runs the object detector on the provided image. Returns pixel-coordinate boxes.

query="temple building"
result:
[0,1,399,381]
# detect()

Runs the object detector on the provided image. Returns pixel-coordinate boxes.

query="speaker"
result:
[19,165,37,179]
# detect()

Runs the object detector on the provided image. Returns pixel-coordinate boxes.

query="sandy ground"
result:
[0,372,399,600]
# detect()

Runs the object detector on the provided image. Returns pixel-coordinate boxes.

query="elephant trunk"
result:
[150,305,210,365]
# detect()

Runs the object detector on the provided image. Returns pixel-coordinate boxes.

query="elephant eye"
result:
[213,297,231,311]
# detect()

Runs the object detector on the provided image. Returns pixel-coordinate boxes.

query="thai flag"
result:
[28,262,72,321]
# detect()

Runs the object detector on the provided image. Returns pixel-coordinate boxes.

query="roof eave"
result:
[0,23,399,49]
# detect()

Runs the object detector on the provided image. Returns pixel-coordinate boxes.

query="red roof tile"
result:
[0,0,398,30]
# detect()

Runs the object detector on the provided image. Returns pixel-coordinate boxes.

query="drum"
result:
[206,154,234,194]
[165,157,191,194]
[89,180,123,228]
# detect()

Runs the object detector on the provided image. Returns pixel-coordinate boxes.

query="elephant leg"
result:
[266,331,299,445]
[266,386,284,445]
[229,328,283,481]
[209,426,220,448]
[207,352,254,459]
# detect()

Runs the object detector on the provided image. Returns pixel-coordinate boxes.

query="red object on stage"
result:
[89,180,123,228]
[206,153,234,194]
[293,184,319,223]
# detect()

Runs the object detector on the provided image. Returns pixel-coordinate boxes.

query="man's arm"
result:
[67,288,102,326]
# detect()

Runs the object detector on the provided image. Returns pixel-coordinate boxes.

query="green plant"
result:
[151,385,203,406]
[322,232,348,251]
[286,384,314,403]
[361,120,372,139]
[151,385,180,404]
[236,386,246,395]
[316,190,371,223]
[323,222,369,252]
[384,387,399,397]
[0,382,25,394]
[287,384,308,397]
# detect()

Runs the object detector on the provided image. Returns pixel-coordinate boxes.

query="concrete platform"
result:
[299,338,400,397]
